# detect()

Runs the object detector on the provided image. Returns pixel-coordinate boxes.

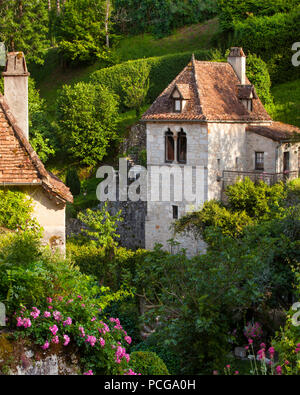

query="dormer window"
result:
[170,84,190,113]
[237,84,257,113]
[174,99,182,112]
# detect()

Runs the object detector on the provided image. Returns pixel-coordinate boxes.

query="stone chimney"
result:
[227,47,246,85]
[2,52,30,139]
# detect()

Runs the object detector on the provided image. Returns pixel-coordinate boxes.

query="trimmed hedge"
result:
[232,8,300,83]
[89,49,273,109]
[130,351,170,375]
[89,50,212,109]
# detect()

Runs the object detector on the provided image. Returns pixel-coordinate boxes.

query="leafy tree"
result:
[120,61,150,116]
[66,168,81,196]
[77,203,123,251]
[0,0,49,65]
[55,0,110,64]
[56,82,119,165]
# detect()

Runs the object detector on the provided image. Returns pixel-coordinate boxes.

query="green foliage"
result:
[55,0,110,65]
[113,0,218,37]
[120,61,150,116]
[175,179,287,242]
[77,204,123,250]
[272,79,300,128]
[230,7,300,83]
[217,0,299,31]
[89,50,212,108]
[56,82,119,165]
[0,0,49,65]
[226,178,286,219]
[174,200,253,239]
[130,351,169,375]
[133,244,267,373]
[66,168,81,196]
[0,189,36,231]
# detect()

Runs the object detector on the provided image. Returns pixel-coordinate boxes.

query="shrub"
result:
[56,83,119,165]
[130,351,169,375]
[0,188,36,231]
[89,50,212,109]
[66,168,81,196]
[231,8,300,83]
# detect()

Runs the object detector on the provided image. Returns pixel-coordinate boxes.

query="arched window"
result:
[165,130,174,162]
[177,130,187,163]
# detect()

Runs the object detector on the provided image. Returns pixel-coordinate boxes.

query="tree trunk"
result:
[105,0,110,49]
[56,0,60,14]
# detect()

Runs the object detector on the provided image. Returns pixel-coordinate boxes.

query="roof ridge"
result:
[191,55,204,118]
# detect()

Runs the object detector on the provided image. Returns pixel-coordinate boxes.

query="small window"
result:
[235,157,239,168]
[174,99,181,112]
[165,130,174,162]
[217,159,221,170]
[177,130,187,163]
[255,152,264,171]
[172,205,178,219]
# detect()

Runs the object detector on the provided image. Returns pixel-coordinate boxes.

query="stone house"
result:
[141,47,300,255]
[0,52,73,251]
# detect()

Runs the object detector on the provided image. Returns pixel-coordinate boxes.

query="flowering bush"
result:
[14,294,140,375]
[244,322,263,342]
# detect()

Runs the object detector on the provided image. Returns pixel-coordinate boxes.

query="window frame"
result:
[165,130,175,163]
[177,129,187,164]
[255,152,264,171]
[172,205,179,219]
[174,99,182,113]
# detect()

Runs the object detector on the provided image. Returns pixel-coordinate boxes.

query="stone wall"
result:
[145,122,208,256]
[0,331,80,375]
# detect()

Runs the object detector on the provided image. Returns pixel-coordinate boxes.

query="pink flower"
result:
[244,346,249,351]
[234,371,239,375]
[248,339,253,345]
[295,348,300,354]
[41,340,50,350]
[47,297,52,303]
[91,317,96,322]
[284,360,289,365]
[52,336,59,344]
[16,317,24,327]
[48,306,53,310]
[260,343,266,349]
[79,326,85,338]
[125,369,140,376]
[213,370,218,375]
[99,338,105,347]
[67,299,74,304]
[83,370,93,375]
[53,311,62,321]
[43,311,51,318]
[57,296,63,301]
[268,347,275,356]
[77,295,82,300]
[23,318,31,328]
[49,324,58,336]
[226,364,230,369]
[63,317,72,326]
[276,365,282,375]
[86,335,97,347]
[81,304,85,308]
[63,335,70,346]
[124,336,132,345]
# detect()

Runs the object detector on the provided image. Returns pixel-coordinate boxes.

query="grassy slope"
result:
[271,79,300,127]
[34,19,218,112]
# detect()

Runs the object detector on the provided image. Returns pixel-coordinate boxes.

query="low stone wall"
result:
[0,331,80,375]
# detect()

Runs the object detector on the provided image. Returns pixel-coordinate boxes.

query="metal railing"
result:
[222,170,299,189]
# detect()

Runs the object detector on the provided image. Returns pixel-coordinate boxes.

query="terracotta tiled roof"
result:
[142,58,272,122]
[0,95,73,204]
[246,122,300,142]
